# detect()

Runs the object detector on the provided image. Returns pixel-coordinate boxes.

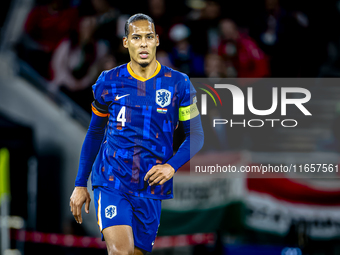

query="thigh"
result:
[103,225,134,255]
[131,197,162,253]
[93,187,133,234]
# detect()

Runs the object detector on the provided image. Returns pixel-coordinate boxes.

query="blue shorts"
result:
[93,186,162,252]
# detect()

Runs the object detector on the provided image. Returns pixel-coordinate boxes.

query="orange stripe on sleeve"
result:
[91,104,109,117]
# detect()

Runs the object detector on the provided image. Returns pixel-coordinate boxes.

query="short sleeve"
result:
[179,74,199,121]
[91,71,109,117]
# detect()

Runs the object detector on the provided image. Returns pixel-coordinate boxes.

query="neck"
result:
[129,58,158,79]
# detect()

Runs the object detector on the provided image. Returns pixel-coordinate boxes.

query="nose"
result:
[140,37,147,48]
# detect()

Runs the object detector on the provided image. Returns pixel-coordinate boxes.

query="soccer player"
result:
[69,13,204,255]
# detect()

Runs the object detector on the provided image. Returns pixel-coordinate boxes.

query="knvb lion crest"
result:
[156,89,171,108]
[105,205,117,219]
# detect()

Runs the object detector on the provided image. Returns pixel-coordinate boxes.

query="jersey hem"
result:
[91,181,174,200]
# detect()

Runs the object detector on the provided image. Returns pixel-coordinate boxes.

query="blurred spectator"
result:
[218,19,270,79]
[17,0,78,78]
[90,0,120,51]
[147,0,173,51]
[101,53,117,70]
[187,0,221,55]
[250,0,310,77]
[257,0,283,53]
[169,24,205,76]
[113,14,131,65]
[319,32,340,77]
[204,54,227,78]
[49,17,111,112]
[157,50,174,68]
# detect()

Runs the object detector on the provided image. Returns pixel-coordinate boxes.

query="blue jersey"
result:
[90,61,198,199]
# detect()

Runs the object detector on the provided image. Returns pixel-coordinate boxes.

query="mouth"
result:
[139,51,149,59]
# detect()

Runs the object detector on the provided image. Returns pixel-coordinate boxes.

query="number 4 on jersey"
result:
[117,106,126,127]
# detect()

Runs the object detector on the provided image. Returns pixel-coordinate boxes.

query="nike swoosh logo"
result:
[115,94,130,100]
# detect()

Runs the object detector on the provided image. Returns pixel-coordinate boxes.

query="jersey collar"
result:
[127,60,161,82]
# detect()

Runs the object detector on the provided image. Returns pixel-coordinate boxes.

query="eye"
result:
[132,36,139,40]
[147,35,154,39]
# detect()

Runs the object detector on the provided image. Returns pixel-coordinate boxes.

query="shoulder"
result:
[93,64,126,95]
[98,63,128,81]
[161,65,189,83]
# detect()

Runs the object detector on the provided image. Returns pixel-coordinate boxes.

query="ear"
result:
[156,34,160,47]
[123,36,128,49]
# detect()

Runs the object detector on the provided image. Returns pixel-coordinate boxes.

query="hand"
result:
[144,164,175,186]
[70,187,91,224]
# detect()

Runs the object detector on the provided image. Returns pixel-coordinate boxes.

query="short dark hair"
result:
[124,13,155,37]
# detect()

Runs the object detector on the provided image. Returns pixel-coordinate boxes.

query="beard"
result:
[138,62,149,68]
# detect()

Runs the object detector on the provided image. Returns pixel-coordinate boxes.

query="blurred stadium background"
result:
[1,0,340,254]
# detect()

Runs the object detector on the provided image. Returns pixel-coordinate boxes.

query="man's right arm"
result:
[71,101,108,223]
[75,107,108,187]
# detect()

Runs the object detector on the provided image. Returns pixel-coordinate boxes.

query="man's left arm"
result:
[168,114,204,169]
